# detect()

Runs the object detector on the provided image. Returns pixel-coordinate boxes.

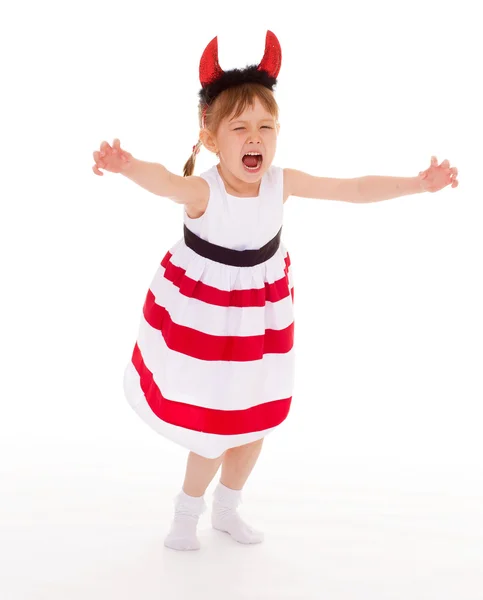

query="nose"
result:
[246,128,262,144]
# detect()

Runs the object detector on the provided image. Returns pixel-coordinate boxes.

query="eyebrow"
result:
[229,118,273,124]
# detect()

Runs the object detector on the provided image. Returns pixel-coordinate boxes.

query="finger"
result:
[92,164,103,176]
[100,140,112,157]
[441,159,449,168]
[431,156,438,166]
[93,150,100,161]
[112,138,121,153]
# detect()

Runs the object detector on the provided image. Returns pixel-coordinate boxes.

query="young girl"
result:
[92,31,458,552]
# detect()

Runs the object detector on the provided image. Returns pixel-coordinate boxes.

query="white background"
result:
[1,0,482,598]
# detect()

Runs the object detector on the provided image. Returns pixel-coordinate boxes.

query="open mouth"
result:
[242,152,263,173]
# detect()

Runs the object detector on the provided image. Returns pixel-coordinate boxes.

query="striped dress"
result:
[123,163,295,458]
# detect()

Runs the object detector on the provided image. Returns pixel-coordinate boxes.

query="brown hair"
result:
[182,82,279,177]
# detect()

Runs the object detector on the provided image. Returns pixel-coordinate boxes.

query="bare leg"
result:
[220,438,264,490]
[212,438,265,544]
[183,450,225,497]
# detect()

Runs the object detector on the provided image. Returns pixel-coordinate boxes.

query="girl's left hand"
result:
[418,156,459,192]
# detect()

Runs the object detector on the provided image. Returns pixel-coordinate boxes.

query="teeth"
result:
[244,152,261,156]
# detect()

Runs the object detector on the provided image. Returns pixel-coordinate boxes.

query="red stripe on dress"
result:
[160,251,293,307]
[143,289,294,361]
[131,343,292,435]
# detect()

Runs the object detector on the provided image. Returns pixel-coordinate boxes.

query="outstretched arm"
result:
[356,174,425,203]
[284,156,458,204]
[93,138,208,205]
[283,168,361,203]
[357,156,458,203]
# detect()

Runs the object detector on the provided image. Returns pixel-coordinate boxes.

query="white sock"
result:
[211,482,264,544]
[164,490,206,551]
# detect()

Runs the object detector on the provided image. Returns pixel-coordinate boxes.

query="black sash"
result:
[183,224,282,267]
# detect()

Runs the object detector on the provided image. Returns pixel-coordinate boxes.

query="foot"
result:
[164,522,201,551]
[211,482,264,544]
[164,491,206,551]
[211,509,264,544]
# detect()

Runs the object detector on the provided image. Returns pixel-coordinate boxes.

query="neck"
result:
[217,163,262,197]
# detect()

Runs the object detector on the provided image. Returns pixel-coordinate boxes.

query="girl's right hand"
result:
[92,139,133,176]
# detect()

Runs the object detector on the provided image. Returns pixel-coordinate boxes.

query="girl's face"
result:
[203,97,280,182]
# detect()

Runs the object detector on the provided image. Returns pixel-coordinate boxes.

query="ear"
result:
[199,128,218,155]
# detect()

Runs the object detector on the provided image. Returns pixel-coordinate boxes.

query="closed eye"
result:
[233,126,273,131]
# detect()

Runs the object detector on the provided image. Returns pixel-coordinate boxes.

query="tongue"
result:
[242,155,259,168]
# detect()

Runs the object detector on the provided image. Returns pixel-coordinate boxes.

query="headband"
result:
[192,30,282,156]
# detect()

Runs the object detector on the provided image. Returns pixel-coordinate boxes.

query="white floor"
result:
[2,442,482,600]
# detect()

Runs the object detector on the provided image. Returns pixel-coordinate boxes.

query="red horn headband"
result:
[198,30,282,125]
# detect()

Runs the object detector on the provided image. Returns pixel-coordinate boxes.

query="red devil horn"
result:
[199,35,225,88]
[257,30,282,79]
